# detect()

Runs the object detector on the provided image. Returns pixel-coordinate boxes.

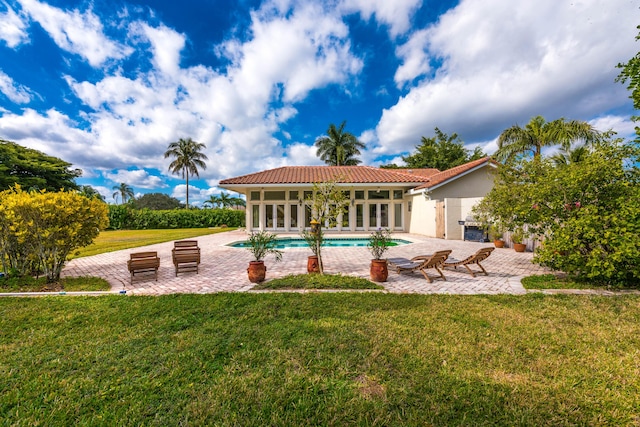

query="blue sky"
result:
[0,0,638,205]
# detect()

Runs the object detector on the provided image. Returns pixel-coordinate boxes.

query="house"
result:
[218,157,496,240]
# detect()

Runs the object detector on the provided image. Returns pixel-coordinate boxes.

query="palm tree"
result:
[164,138,208,208]
[315,121,365,166]
[112,183,134,204]
[203,194,221,209]
[494,116,601,163]
[550,145,590,167]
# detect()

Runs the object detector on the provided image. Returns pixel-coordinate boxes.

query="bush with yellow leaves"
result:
[0,186,109,282]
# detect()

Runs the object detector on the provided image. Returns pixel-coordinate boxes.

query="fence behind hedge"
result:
[107,205,245,230]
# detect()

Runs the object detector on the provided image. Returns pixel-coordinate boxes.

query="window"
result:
[393,190,403,199]
[356,204,364,228]
[264,191,286,201]
[252,205,259,228]
[290,205,298,228]
[303,190,313,201]
[355,190,365,199]
[368,190,389,200]
[289,190,299,201]
[394,203,402,228]
[250,191,260,201]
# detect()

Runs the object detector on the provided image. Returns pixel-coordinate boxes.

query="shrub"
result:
[107,206,244,230]
[0,186,109,282]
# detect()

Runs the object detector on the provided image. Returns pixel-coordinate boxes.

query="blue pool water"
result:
[229,237,412,249]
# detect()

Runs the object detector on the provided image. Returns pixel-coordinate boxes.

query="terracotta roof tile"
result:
[219,166,435,185]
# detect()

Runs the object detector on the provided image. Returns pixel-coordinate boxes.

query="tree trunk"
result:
[185,169,189,208]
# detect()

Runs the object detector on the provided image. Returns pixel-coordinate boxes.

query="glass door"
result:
[368,203,389,229]
[265,204,285,230]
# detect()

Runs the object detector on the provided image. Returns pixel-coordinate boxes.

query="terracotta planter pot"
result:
[247,261,267,283]
[307,255,320,273]
[494,239,505,248]
[513,243,526,253]
[370,259,389,282]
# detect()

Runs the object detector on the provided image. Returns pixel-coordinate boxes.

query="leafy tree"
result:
[474,137,640,285]
[164,137,208,208]
[494,116,602,163]
[132,193,183,210]
[616,24,640,133]
[79,185,105,201]
[0,140,81,191]
[315,121,365,166]
[0,186,109,282]
[390,127,484,170]
[301,179,349,274]
[112,182,134,204]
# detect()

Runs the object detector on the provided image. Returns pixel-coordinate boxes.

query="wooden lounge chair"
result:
[127,251,160,284]
[172,240,201,276]
[443,247,495,277]
[388,250,452,283]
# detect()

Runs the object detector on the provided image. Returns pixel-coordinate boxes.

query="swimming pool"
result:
[228,237,412,249]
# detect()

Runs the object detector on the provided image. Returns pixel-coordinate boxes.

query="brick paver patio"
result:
[61,230,551,295]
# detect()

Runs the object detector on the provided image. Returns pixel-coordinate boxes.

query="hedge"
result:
[107,206,245,230]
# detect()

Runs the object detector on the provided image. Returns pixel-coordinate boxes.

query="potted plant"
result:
[367,228,392,282]
[301,224,323,273]
[510,228,527,252]
[245,231,283,283]
[489,224,505,248]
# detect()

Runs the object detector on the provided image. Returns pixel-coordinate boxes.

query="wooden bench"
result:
[172,240,201,276]
[127,251,160,284]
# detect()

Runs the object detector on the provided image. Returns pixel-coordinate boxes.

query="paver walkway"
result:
[61,230,551,295]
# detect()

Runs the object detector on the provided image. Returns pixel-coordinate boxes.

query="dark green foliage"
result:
[0,140,81,191]
[616,24,640,130]
[475,137,640,285]
[78,185,105,201]
[132,192,183,210]
[107,205,244,230]
[386,127,484,170]
[315,121,365,166]
[253,274,383,290]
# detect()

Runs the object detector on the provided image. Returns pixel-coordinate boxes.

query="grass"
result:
[253,274,384,290]
[72,227,235,258]
[522,274,616,290]
[1,293,639,426]
[0,276,110,292]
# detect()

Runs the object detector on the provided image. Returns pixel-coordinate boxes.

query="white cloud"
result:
[0,69,32,103]
[18,0,131,66]
[130,22,185,77]
[376,0,640,154]
[103,169,167,189]
[340,0,422,37]
[0,3,29,47]
[589,114,637,140]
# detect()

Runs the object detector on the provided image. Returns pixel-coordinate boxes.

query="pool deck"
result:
[60,229,552,295]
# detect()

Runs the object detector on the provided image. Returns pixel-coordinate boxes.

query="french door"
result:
[265,204,285,230]
[368,203,389,229]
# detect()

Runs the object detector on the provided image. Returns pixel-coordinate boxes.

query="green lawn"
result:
[2,293,639,426]
[521,274,625,290]
[254,274,384,290]
[73,227,235,258]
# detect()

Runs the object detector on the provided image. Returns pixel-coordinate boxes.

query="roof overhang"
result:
[408,161,497,196]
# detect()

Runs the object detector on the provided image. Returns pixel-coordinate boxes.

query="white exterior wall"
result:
[443,197,483,240]
[408,194,437,237]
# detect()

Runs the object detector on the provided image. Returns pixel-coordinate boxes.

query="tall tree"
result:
[616,25,640,137]
[494,116,602,163]
[164,138,208,208]
[0,140,81,191]
[203,194,221,209]
[112,183,134,204]
[132,193,183,210]
[315,121,365,166]
[395,127,484,170]
[79,185,105,201]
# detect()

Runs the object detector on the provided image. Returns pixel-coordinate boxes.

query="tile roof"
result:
[412,157,494,190]
[219,166,438,185]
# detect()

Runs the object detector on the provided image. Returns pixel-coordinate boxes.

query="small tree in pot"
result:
[245,231,283,283]
[301,226,324,273]
[367,228,392,282]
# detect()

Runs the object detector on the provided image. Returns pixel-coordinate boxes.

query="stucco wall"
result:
[408,194,437,237]
[427,167,494,200]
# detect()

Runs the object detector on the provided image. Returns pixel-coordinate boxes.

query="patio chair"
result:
[127,251,160,284]
[172,240,201,276]
[388,250,452,283]
[443,247,495,277]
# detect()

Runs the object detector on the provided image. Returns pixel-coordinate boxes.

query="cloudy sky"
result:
[0,0,638,204]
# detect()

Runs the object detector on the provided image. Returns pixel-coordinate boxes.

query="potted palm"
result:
[367,228,392,282]
[489,224,505,248]
[510,228,527,252]
[245,231,283,283]
[301,224,323,273]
